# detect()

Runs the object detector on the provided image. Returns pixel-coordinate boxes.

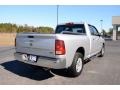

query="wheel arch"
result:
[76,47,85,58]
[67,47,85,69]
[103,43,105,47]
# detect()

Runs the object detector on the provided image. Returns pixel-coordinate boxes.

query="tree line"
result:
[101,28,120,36]
[0,23,54,33]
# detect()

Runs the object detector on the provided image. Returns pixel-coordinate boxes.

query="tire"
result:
[98,45,105,57]
[67,52,84,77]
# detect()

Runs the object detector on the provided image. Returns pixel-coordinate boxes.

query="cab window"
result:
[55,24,86,34]
[89,25,99,36]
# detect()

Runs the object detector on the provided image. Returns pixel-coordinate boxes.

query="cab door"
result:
[89,25,101,55]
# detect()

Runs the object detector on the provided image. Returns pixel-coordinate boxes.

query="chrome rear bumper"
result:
[14,52,66,69]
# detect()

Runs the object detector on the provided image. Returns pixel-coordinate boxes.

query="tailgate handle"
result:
[28,36,34,38]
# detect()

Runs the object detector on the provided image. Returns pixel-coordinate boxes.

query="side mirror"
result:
[98,33,101,37]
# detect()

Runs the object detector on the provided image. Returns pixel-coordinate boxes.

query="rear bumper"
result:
[14,52,66,69]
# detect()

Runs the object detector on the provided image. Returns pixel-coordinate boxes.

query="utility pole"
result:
[100,20,103,31]
[57,5,59,25]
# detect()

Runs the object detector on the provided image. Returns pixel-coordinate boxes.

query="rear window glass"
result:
[55,24,86,34]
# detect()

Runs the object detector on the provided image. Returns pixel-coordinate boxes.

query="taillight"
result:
[55,40,65,55]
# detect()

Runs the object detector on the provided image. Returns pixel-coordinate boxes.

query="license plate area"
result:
[22,54,37,62]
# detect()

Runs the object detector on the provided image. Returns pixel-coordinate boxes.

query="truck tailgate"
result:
[16,34,56,58]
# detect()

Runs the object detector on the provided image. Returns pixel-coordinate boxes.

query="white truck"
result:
[14,22,105,77]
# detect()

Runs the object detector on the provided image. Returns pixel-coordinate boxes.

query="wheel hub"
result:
[76,58,82,72]
[102,48,104,55]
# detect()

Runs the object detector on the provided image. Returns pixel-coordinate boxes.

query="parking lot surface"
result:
[0,40,120,85]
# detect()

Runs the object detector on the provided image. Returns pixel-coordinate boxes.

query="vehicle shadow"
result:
[1,60,54,81]
[51,69,73,78]
[1,59,92,79]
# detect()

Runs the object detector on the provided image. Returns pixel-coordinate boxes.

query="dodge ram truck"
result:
[14,22,105,77]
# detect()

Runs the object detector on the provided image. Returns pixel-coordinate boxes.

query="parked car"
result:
[14,22,105,77]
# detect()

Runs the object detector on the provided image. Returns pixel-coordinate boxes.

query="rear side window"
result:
[55,24,86,34]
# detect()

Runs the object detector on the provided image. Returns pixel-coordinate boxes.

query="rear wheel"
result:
[67,52,84,77]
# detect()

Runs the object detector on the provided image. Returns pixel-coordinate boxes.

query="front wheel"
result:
[98,45,105,57]
[67,52,84,77]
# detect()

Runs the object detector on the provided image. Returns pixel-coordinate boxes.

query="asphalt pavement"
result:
[0,40,120,85]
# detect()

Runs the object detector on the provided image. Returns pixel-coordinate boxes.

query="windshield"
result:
[55,24,86,34]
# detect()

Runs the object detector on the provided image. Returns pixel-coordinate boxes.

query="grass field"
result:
[0,33,16,46]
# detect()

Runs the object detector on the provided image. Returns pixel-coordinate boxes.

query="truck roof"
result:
[58,22,86,26]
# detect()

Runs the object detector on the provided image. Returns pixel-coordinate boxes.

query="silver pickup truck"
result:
[14,22,105,77]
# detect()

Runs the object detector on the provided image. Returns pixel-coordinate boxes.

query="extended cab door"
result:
[89,25,101,55]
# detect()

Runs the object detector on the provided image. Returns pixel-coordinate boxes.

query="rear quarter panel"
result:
[56,34,90,68]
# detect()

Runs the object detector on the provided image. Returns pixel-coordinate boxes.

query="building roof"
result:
[112,16,120,25]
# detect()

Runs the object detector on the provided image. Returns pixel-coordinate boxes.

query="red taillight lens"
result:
[55,40,65,55]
